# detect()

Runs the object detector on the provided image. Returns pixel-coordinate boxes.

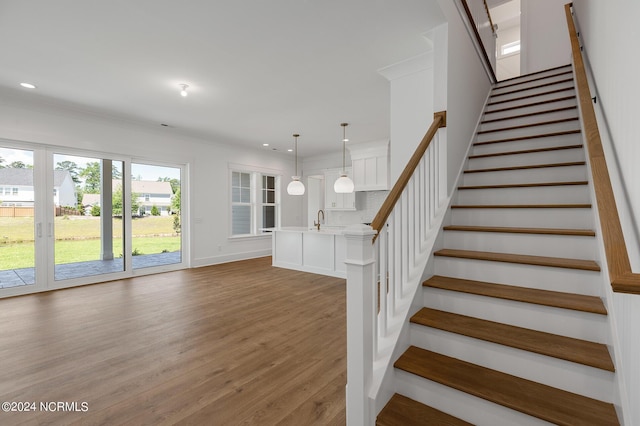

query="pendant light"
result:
[334,122,354,193]
[287,133,305,195]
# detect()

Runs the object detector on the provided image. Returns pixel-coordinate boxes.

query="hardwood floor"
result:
[0,257,347,425]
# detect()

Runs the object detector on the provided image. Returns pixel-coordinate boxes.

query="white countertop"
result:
[275,226,345,235]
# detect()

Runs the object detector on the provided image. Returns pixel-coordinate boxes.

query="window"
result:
[261,175,276,230]
[231,171,252,236]
[500,40,521,57]
[13,188,18,195]
[144,194,150,202]
[230,169,280,237]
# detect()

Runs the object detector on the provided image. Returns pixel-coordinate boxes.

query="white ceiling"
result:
[0,0,445,158]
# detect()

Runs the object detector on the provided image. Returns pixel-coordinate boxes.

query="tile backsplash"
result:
[325,190,389,226]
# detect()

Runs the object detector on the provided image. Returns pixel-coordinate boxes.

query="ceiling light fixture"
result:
[20,82,36,89]
[287,133,305,196]
[334,123,354,193]
[179,84,189,97]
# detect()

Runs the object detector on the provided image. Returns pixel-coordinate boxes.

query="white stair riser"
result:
[490,81,575,103]
[450,207,594,229]
[468,148,584,170]
[462,166,587,186]
[494,68,573,92]
[434,257,602,295]
[472,133,582,156]
[410,325,614,401]
[456,185,590,205]
[395,369,555,426]
[422,287,608,342]
[475,121,581,143]
[483,98,577,120]
[486,89,576,112]
[443,231,597,260]
[479,108,579,132]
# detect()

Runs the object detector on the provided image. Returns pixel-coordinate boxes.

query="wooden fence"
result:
[0,206,82,218]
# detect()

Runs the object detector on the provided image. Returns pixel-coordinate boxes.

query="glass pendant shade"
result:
[334,174,354,193]
[334,122,354,193]
[287,133,305,195]
[287,177,305,195]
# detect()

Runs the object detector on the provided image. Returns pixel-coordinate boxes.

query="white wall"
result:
[0,89,304,269]
[573,2,640,424]
[520,0,571,74]
[379,53,434,184]
[434,3,492,194]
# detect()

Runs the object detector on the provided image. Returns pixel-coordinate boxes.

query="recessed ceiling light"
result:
[287,149,293,152]
[262,143,269,147]
[179,84,188,97]
[20,82,36,89]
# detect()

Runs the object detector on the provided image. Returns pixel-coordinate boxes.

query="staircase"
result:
[377,65,621,425]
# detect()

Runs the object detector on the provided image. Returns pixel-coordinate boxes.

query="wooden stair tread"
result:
[474,129,581,146]
[377,394,473,426]
[451,204,591,209]
[487,87,575,106]
[411,308,614,371]
[469,144,583,159]
[395,346,619,425]
[464,161,585,173]
[477,117,579,134]
[491,78,574,98]
[484,95,576,115]
[434,248,600,271]
[459,181,588,190]
[481,105,577,124]
[443,224,595,236]
[424,275,607,314]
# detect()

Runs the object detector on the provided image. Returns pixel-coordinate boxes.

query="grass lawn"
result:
[0,216,181,270]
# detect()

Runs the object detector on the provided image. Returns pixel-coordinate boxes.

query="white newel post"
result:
[344,224,377,426]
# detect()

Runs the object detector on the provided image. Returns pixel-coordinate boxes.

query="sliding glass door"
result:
[0,146,37,289]
[1,142,187,298]
[130,162,182,270]
[52,153,125,281]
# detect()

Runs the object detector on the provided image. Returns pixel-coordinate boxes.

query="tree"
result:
[112,185,140,216]
[56,161,81,183]
[171,188,181,233]
[9,161,27,168]
[150,205,160,216]
[171,188,181,213]
[90,205,101,216]
[80,162,101,193]
[158,177,180,194]
[111,165,122,180]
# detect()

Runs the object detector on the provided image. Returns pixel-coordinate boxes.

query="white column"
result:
[344,224,377,426]
[100,160,114,260]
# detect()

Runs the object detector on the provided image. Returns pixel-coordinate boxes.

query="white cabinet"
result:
[348,140,390,191]
[324,167,356,210]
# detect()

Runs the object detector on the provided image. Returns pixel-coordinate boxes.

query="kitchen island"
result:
[272,227,346,278]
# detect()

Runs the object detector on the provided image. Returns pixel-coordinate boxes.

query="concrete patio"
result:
[0,251,182,289]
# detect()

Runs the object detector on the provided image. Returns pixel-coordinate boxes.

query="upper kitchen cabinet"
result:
[348,140,389,191]
[324,167,356,211]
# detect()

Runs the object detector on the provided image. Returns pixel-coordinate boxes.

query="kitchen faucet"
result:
[314,209,325,231]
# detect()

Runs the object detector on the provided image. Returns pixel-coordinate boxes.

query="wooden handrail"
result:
[460,0,498,84]
[371,111,446,241]
[565,3,640,294]
[483,0,496,34]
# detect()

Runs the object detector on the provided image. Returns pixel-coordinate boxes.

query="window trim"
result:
[228,163,282,239]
